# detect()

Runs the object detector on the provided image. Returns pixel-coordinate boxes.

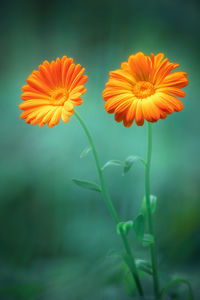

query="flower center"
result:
[132,81,155,99]
[51,88,69,106]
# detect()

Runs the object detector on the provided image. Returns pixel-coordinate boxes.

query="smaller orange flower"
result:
[19,56,88,127]
[103,52,188,127]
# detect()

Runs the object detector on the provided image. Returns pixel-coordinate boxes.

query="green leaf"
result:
[72,179,102,192]
[142,234,154,247]
[135,259,153,275]
[80,146,91,158]
[141,195,157,216]
[133,214,145,241]
[101,160,125,171]
[160,278,194,300]
[117,221,133,236]
[122,257,137,297]
[123,156,146,175]
[123,156,138,174]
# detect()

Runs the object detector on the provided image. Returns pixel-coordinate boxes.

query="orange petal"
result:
[61,58,74,86]
[156,87,186,97]
[19,99,50,110]
[124,100,138,127]
[158,71,188,88]
[21,91,49,100]
[142,98,155,122]
[143,97,163,122]
[106,79,133,90]
[50,60,59,86]
[69,92,82,100]
[114,99,132,114]
[26,76,50,95]
[20,107,42,119]
[153,60,179,86]
[103,88,129,101]
[109,69,136,85]
[67,64,82,89]
[63,101,74,114]
[29,107,51,125]
[104,94,133,113]
[68,68,86,92]
[70,98,83,106]
[75,75,88,87]
[65,64,76,89]
[39,107,56,126]
[159,93,184,112]
[70,85,86,95]
[114,110,127,123]
[61,109,71,123]
[135,100,144,126]
[152,93,174,114]
[38,62,54,89]
[128,52,151,81]
[48,107,62,127]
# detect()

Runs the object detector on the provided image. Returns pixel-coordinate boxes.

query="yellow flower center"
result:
[51,88,69,106]
[132,81,155,99]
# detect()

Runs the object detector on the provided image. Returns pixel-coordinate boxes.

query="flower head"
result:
[19,56,88,127]
[103,52,188,127]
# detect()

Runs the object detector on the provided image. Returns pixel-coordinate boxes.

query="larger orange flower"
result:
[103,52,188,127]
[19,56,88,127]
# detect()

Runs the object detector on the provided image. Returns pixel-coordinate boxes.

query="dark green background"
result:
[0,0,200,299]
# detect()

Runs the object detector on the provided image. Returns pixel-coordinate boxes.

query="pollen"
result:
[51,88,69,106]
[132,81,155,99]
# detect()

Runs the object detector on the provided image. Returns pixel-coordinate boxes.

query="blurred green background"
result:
[0,0,200,299]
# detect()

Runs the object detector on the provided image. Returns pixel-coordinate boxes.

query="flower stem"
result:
[145,122,160,299]
[74,110,144,297]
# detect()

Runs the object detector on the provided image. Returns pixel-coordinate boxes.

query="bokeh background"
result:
[0,0,200,299]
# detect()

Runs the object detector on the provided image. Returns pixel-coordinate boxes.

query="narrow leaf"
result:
[72,179,102,192]
[123,156,146,175]
[141,195,157,216]
[117,222,124,235]
[117,221,133,236]
[142,234,154,247]
[122,254,137,296]
[133,214,145,241]
[135,259,153,275]
[123,156,138,174]
[80,146,91,158]
[160,278,194,300]
[123,221,133,235]
[102,160,125,171]
[150,195,157,214]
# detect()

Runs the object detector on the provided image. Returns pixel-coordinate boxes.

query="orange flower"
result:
[103,52,188,127]
[19,56,88,127]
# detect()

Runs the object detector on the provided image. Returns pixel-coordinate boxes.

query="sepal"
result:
[141,195,157,216]
[142,234,154,247]
[123,156,146,175]
[117,221,133,236]
[133,214,145,241]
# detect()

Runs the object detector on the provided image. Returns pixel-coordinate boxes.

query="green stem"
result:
[145,122,160,299]
[74,110,144,297]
